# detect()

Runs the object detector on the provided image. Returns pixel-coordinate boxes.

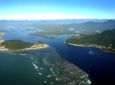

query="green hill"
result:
[66,28,115,52]
[2,40,32,50]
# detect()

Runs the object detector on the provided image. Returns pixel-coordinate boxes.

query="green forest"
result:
[66,28,115,50]
[2,40,32,50]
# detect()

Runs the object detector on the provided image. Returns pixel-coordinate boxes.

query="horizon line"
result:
[0,18,114,21]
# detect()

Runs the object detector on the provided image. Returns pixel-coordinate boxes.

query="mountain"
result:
[63,20,115,31]
[0,19,110,25]
[0,19,115,33]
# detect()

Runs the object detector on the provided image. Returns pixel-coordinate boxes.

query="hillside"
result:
[66,28,115,52]
[0,40,48,51]
[1,40,33,50]
[63,20,115,31]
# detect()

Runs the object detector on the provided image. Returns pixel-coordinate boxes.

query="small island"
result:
[0,40,48,51]
[65,28,115,53]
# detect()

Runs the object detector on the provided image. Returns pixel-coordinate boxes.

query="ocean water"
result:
[0,47,90,85]
[0,27,115,85]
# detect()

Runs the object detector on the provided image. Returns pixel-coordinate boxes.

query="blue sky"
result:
[0,0,115,20]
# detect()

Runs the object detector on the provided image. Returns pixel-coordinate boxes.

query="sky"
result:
[0,0,115,20]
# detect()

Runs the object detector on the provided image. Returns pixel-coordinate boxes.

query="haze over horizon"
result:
[0,0,115,20]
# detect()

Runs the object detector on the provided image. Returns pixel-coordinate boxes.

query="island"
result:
[65,28,115,53]
[0,40,48,51]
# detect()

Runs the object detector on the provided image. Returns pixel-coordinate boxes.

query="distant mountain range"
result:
[0,19,115,32]
[0,19,113,24]
[62,20,115,31]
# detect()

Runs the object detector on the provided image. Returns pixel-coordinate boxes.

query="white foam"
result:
[40,67,43,70]
[47,75,52,78]
[32,63,38,69]
[87,80,91,84]
[19,53,28,56]
[38,73,42,75]
[55,78,59,81]
[50,67,55,76]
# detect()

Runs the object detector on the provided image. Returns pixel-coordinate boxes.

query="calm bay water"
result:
[1,27,115,85]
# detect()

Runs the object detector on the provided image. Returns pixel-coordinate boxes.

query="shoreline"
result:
[64,42,115,53]
[0,32,5,43]
[0,44,49,52]
[21,44,49,51]
[0,33,49,52]
[0,32,7,51]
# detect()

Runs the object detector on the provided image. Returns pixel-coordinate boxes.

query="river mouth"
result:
[1,27,115,85]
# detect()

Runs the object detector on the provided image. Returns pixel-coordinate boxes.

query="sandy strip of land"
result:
[64,42,98,48]
[0,46,8,51]
[21,44,49,51]
[0,32,8,51]
[0,32,5,43]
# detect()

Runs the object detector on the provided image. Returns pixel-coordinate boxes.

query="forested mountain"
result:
[66,28,115,51]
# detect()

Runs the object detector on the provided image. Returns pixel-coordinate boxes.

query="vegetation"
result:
[66,28,115,52]
[2,40,33,50]
[31,24,75,38]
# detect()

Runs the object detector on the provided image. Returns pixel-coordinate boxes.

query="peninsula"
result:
[65,28,115,53]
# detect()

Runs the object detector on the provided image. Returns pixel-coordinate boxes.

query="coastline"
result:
[0,44,49,52]
[0,32,5,43]
[0,32,8,51]
[0,32,49,52]
[64,42,115,53]
[0,39,49,52]
[21,44,49,51]
[0,47,8,52]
